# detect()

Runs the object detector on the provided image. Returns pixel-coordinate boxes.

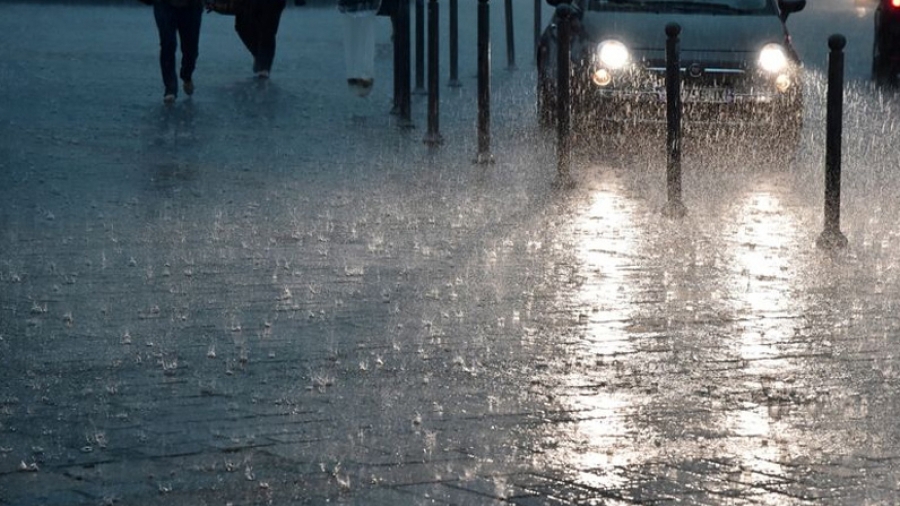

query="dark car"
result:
[873,0,900,84]
[537,0,807,147]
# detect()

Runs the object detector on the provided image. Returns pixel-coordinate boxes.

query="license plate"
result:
[683,87,736,104]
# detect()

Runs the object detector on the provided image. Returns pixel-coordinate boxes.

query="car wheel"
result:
[873,12,898,86]
[873,37,891,84]
[873,48,897,86]
[762,101,803,166]
[537,75,557,129]
[776,115,802,153]
[536,38,558,130]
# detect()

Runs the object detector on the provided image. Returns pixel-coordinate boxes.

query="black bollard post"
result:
[475,0,493,164]
[415,0,426,94]
[662,23,687,218]
[504,0,517,71]
[534,0,541,64]
[448,0,461,87]
[424,0,443,146]
[396,0,413,127]
[554,4,574,187]
[817,34,849,250]
[391,10,401,116]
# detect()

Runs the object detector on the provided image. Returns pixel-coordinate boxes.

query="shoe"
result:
[163,93,176,104]
[356,78,373,97]
[347,78,362,95]
[183,80,194,96]
[347,78,373,97]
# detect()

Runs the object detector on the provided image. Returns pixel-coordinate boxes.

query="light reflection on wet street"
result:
[525,91,900,499]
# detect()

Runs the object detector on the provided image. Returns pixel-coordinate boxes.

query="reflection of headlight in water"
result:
[758,43,788,73]
[592,68,612,87]
[775,73,792,92]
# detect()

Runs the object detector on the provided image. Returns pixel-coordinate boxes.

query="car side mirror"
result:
[778,0,806,21]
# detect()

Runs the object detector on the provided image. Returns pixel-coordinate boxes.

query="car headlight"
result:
[597,40,629,70]
[758,43,788,73]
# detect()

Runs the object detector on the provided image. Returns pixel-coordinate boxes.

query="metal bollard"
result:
[475,0,493,164]
[424,0,443,146]
[662,23,687,218]
[392,0,413,127]
[415,0,425,94]
[505,0,517,70]
[391,10,401,115]
[554,3,574,187]
[817,34,849,250]
[448,0,460,87]
[534,0,541,64]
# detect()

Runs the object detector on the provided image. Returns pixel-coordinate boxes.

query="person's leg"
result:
[154,1,179,100]
[358,10,376,83]
[343,10,376,95]
[254,0,286,74]
[234,5,258,62]
[176,4,203,94]
[343,13,365,81]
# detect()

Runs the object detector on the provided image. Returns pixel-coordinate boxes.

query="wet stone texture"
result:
[2,1,900,505]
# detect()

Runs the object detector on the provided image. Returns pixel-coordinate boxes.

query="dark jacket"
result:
[376,0,398,15]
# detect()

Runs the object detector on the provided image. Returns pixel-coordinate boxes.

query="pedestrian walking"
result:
[149,0,205,103]
[339,0,382,96]
[234,0,288,79]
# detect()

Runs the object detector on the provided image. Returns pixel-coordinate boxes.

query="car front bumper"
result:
[569,65,803,131]
[577,87,801,126]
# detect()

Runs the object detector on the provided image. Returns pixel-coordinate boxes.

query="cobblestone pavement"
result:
[2,1,900,505]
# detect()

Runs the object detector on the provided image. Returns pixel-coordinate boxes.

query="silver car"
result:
[537,0,807,147]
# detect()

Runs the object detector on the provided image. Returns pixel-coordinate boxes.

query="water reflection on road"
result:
[553,176,645,490]
[719,187,812,501]
[526,154,899,501]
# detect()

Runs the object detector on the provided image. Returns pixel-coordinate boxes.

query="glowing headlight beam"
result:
[758,43,788,73]
[597,40,629,70]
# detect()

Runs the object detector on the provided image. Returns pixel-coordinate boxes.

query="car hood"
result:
[580,12,790,56]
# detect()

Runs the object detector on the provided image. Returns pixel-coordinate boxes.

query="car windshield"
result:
[585,0,775,14]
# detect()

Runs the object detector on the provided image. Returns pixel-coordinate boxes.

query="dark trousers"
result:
[235,0,287,73]
[153,1,203,96]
